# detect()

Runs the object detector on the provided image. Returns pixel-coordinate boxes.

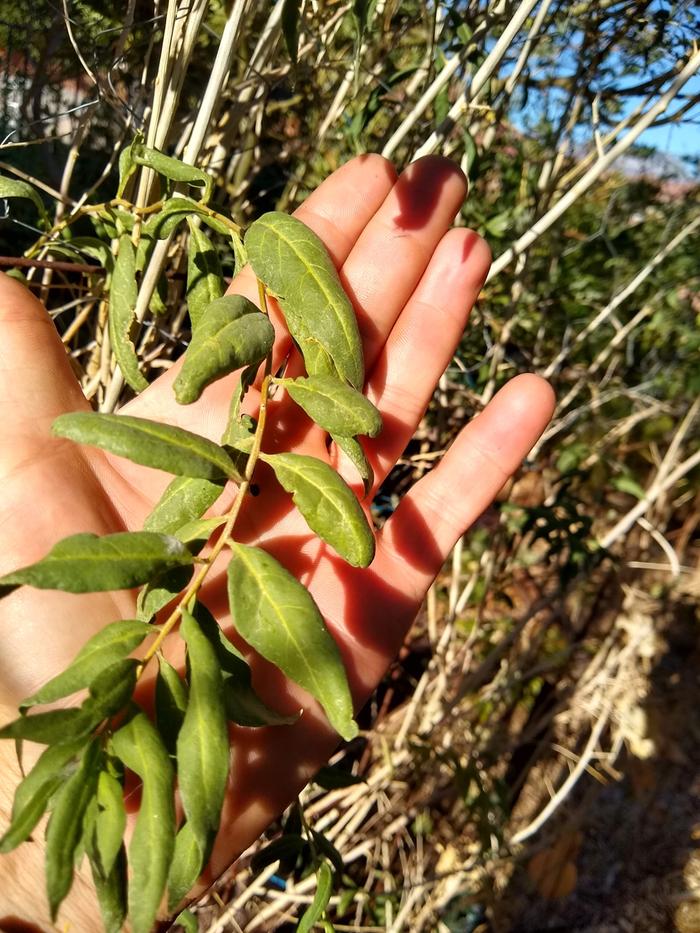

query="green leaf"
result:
[132,143,213,203]
[174,908,199,933]
[310,829,345,878]
[262,453,375,568]
[139,197,204,242]
[246,212,364,389]
[137,565,193,622]
[117,139,137,198]
[176,610,229,857]
[297,861,333,933]
[85,658,139,721]
[313,765,364,790]
[227,545,358,741]
[168,821,203,911]
[174,296,274,405]
[20,619,153,709]
[155,656,188,756]
[95,770,126,877]
[45,740,101,920]
[0,709,93,745]
[0,740,86,852]
[109,235,148,392]
[251,833,306,873]
[281,375,381,438]
[0,174,47,219]
[332,434,373,498]
[144,476,223,536]
[111,711,176,933]
[282,0,303,62]
[90,846,128,933]
[613,475,646,500]
[53,411,239,482]
[174,516,227,548]
[46,236,114,272]
[186,219,224,331]
[0,531,193,594]
[192,602,296,728]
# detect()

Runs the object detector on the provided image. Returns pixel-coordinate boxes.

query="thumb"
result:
[0,272,89,479]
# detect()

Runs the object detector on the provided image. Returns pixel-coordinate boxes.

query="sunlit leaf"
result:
[45,740,101,919]
[144,476,224,536]
[0,174,47,219]
[53,411,239,482]
[186,219,224,331]
[227,545,358,741]
[174,295,274,405]
[90,846,127,933]
[109,234,148,392]
[176,611,229,858]
[281,375,381,437]
[263,453,375,567]
[155,655,188,756]
[167,821,202,912]
[20,619,153,709]
[131,142,213,203]
[297,860,333,933]
[332,434,373,498]
[0,531,193,594]
[246,212,364,389]
[94,770,126,877]
[111,711,175,933]
[0,740,86,852]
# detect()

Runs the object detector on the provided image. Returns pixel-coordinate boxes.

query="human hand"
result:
[0,154,554,929]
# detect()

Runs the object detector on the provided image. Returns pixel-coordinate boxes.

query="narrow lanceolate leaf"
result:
[90,846,127,933]
[0,531,193,594]
[131,142,213,203]
[174,295,274,405]
[53,411,239,483]
[137,565,193,622]
[144,476,223,536]
[20,619,153,709]
[168,821,203,911]
[332,434,374,498]
[84,658,139,722]
[281,375,382,437]
[297,861,333,933]
[155,655,188,756]
[0,174,47,219]
[246,212,364,389]
[186,219,224,331]
[45,740,101,920]
[228,545,358,741]
[109,235,148,392]
[176,611,229,858]
[0,663,136,747]
[0,740,86,852]
[94,770,126,877]
[262,453,375,568]
[0,708,94,745]
[282,0,303,62]
[193,603,297,728]
[111,712,176,933]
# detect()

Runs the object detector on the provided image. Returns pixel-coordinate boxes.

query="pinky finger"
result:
[376,374,555,607]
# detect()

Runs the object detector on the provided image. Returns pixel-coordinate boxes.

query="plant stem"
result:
[138,279,272,673]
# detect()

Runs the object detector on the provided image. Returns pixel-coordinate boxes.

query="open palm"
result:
[0,154,553,929]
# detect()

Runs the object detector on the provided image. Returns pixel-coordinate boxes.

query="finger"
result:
[377,374,555,604]
[126,154,398,430]
[339,155,468,371]
[352,226,491,491]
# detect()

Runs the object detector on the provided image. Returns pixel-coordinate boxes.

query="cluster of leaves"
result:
[0,145,383,931]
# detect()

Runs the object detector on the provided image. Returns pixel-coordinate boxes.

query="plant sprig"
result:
[0,143,381,932]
